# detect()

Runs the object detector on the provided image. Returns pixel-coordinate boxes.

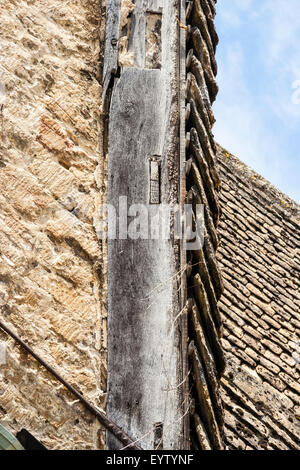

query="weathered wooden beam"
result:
[103,0,121,98]
[105,1,187,450]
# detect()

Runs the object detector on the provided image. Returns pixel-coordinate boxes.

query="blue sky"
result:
[213,0,300,203]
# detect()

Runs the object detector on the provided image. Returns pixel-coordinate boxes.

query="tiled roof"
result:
[216,146,300,450]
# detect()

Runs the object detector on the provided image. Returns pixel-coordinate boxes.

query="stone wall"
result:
[0,0,106,449]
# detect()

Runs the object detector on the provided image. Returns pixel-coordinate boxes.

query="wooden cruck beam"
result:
[103,0,188,450]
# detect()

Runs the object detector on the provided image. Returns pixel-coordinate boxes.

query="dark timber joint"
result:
[149,156,161,204]
[153,422,164,450]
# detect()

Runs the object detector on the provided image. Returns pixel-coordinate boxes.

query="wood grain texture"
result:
[106,1,185,450]
[103,0,121,98]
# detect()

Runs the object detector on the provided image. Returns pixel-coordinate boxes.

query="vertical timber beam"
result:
[178,0,189,451]
[104,1,188,449]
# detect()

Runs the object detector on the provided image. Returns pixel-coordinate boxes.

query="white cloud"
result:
[233,0,254,10]
[214,41,282,185]
[214,0,300,202]
[259,1,300,124]
[217,8,242,29]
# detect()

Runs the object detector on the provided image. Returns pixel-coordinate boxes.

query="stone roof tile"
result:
[216,145,300,449]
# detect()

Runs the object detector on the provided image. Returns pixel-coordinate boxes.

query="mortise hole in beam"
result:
[153,422,163,450]
[145,12,162,70]
[149,156,161,204]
